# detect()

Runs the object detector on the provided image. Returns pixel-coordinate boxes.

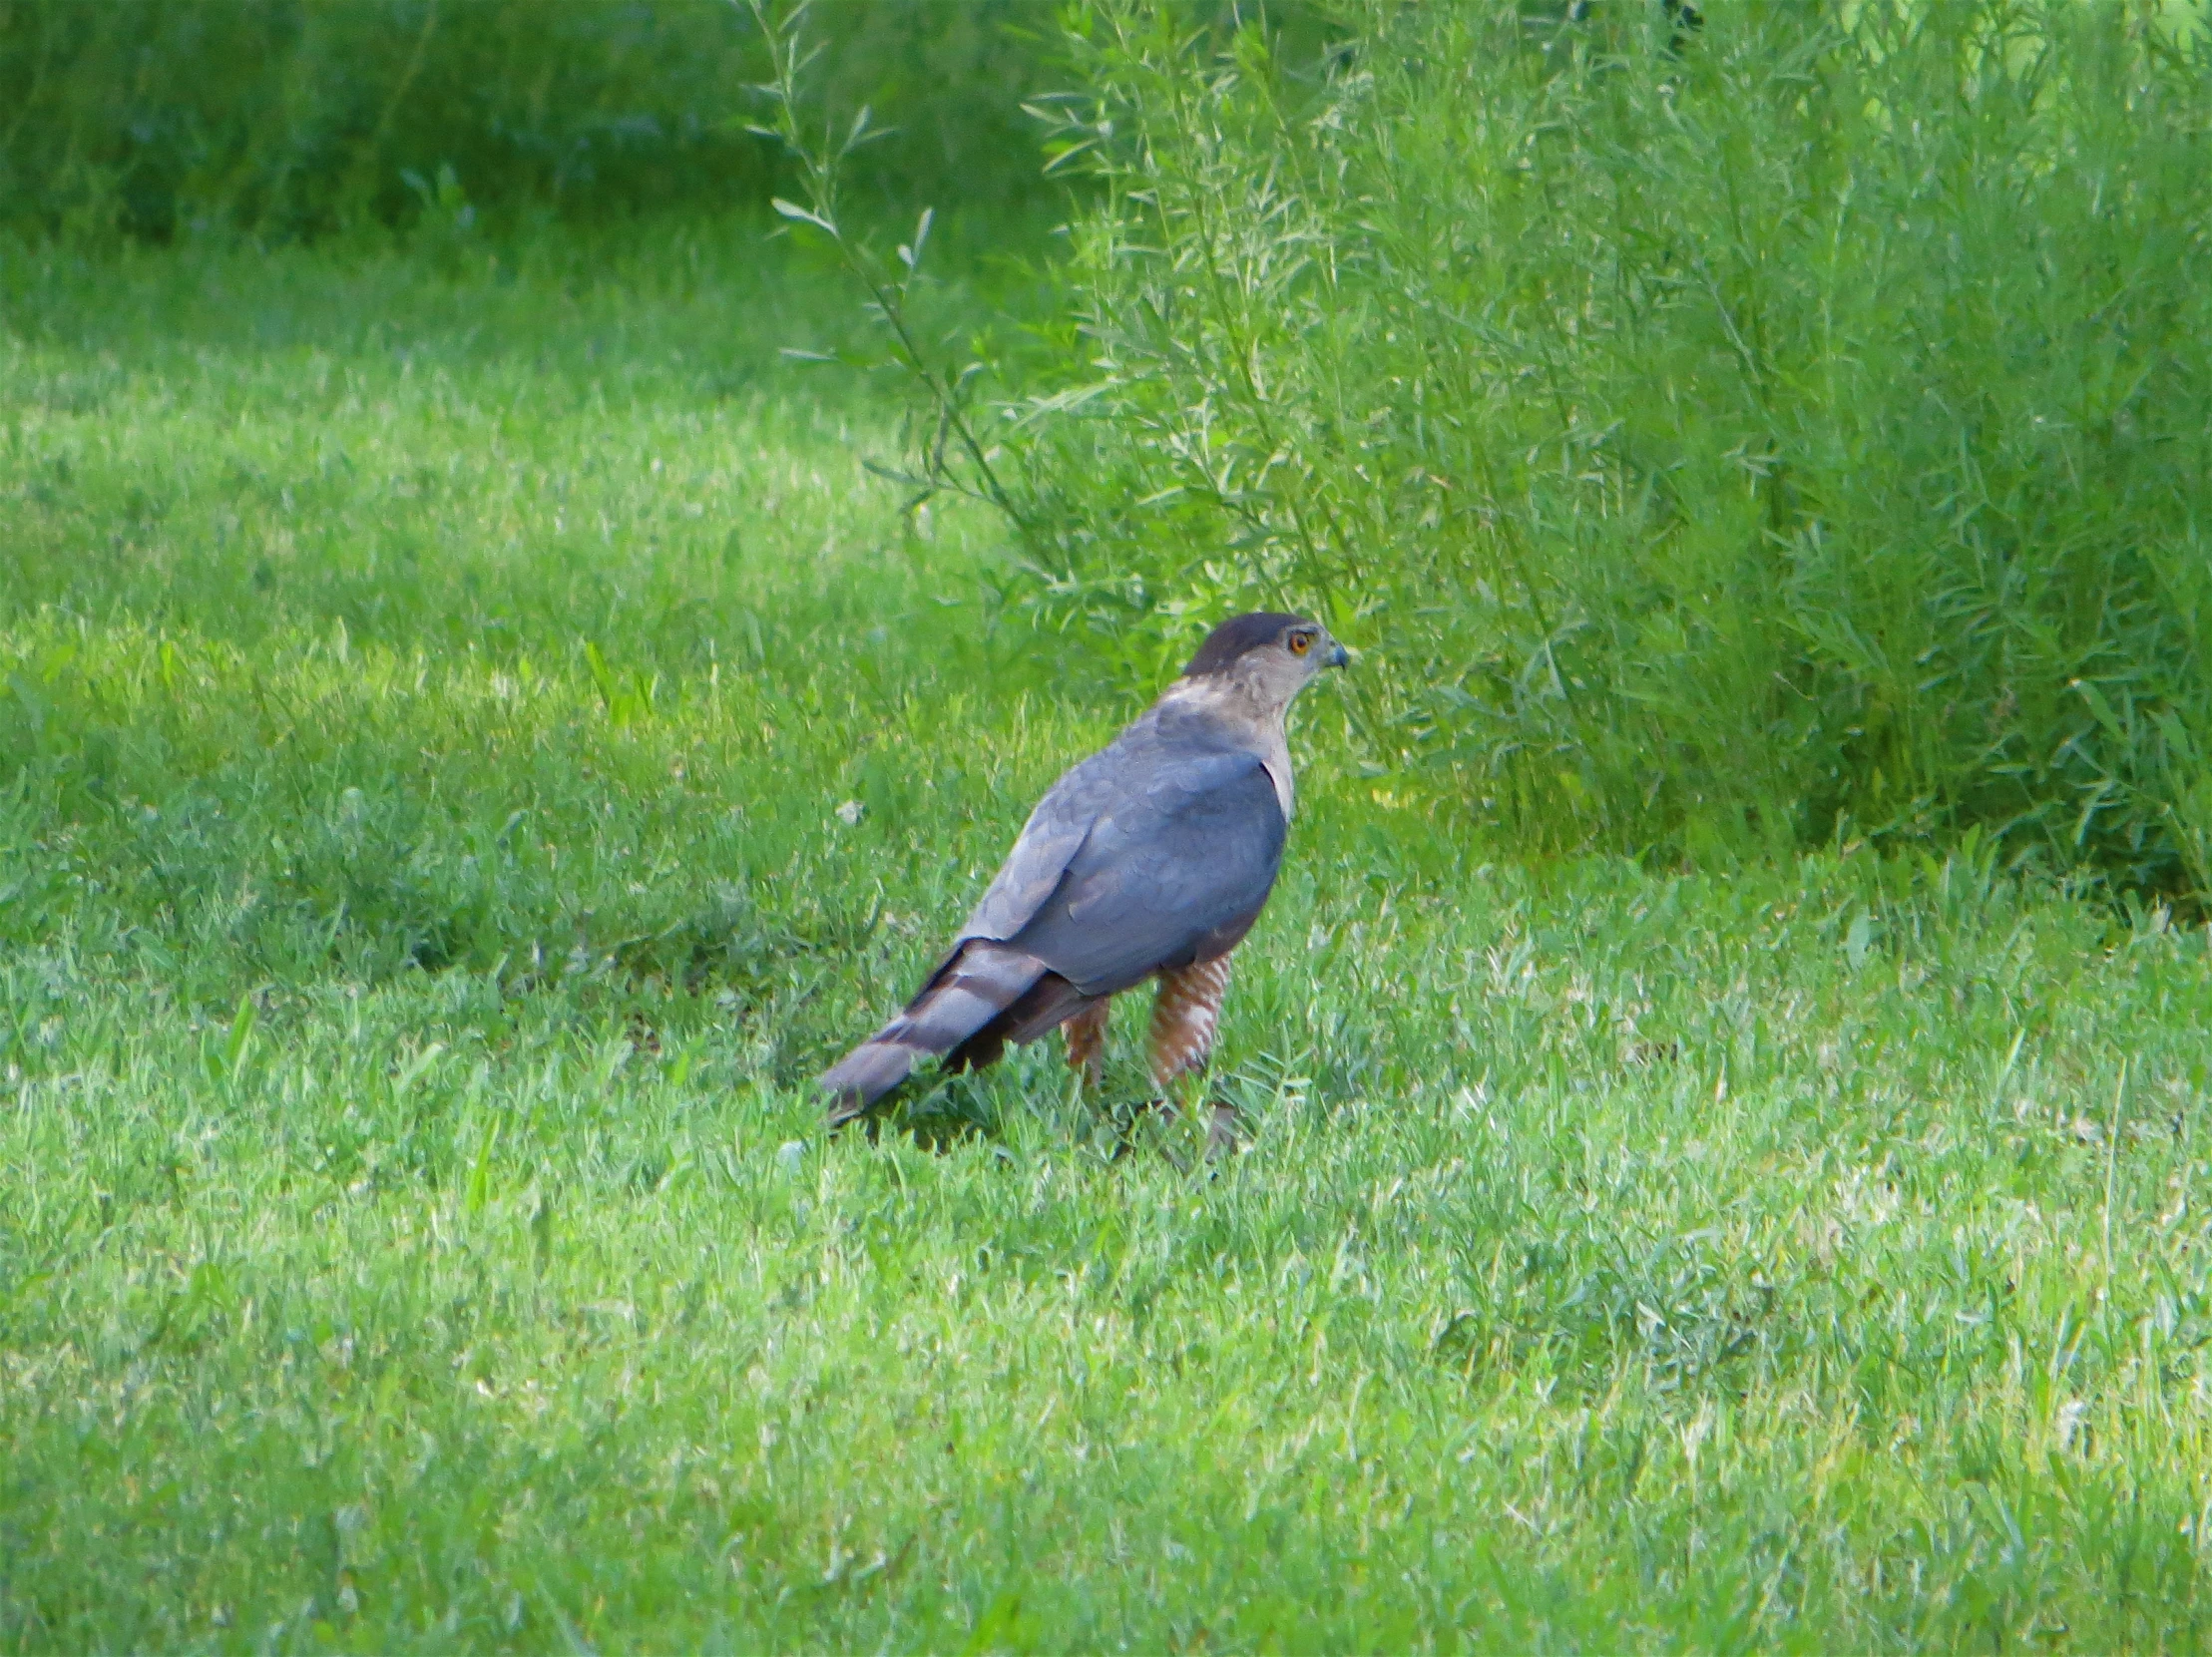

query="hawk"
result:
[820,612,1348,1126]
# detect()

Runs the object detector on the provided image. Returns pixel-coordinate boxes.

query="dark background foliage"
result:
[0,0,1062,240]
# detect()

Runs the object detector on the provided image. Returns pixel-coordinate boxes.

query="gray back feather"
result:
[955,704,1288,1000]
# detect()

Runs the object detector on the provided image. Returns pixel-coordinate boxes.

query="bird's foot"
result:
[1200,1100,1241,1163]
[1102,1095,1240,1168]
[1100,1094,1170,1160]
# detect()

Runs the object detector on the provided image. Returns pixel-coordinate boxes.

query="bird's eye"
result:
[1288,632,1312,655]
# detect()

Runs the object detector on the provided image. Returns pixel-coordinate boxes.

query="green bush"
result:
[0,0,1059,240]
[1010,0,2212,896]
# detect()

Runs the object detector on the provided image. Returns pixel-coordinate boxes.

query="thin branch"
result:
[742,0,1030,534]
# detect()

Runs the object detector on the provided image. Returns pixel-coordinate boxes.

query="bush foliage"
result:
[0,0,1058,239]
[1007,0,2212,896]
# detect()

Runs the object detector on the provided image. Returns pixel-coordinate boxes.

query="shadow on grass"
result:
[850,1065,1250,1173]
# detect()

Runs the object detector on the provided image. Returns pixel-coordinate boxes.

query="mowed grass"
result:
[4,223,2212,1653]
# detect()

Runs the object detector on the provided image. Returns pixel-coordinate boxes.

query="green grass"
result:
[6,220,2212,1652]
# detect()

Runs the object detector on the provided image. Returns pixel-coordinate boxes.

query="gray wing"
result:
[957,741,1130,945]
[998,747,1287,999]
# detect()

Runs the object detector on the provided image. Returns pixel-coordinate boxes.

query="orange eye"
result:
[1289,632,1312,655]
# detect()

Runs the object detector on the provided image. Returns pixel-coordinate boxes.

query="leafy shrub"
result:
[0,0,1059,240]
[1009,0,2212,896]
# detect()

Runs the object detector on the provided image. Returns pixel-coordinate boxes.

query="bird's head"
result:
[1179,612,1350,710]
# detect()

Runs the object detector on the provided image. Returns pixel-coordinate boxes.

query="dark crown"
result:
[1181,612,1315,678]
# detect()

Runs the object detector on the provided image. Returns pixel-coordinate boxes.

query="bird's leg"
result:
[1146,956,1231,1089]
[1147,957,1237,1158]
[1063,998,1110,1093]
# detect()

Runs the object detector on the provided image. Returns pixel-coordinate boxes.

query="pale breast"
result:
[1258,729,1294,820]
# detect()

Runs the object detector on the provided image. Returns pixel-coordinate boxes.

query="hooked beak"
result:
[1327,641,1350,669]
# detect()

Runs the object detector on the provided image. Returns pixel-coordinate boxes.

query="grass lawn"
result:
[4,221,2212,1652]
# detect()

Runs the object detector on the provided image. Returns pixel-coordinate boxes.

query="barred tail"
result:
[819,941,1050,1124]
